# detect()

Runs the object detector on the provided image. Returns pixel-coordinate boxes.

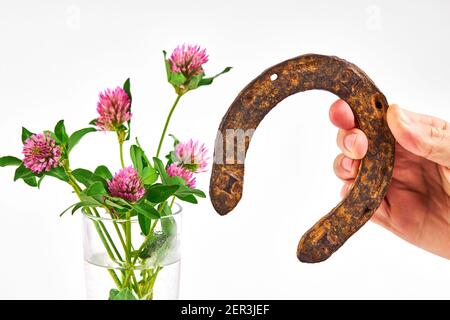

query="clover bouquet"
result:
[0,44,230,300]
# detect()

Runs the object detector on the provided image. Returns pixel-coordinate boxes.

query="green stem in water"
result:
[156,94,182,158]
[108,269,122,288]
[131,271,141,298]
[125,212,132,264]
[63,165,122,286]
[112,219,127,253]
[144,266,162,299]
[92,208,124,262]
[65,171,118,260]
[121,211,132,288]
[67,171,123,262]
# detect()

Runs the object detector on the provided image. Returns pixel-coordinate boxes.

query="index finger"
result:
[329,99,356,130]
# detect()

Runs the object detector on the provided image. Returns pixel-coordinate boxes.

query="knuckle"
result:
[430,126,449,143]
[333,154,344,175]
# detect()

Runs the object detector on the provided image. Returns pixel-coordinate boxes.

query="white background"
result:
[0,0,449,299]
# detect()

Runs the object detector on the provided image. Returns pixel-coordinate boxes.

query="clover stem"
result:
[108,269,123,288]
[169,196,175,208]
[156,94,182,158]
[117,130,126,168]
[63,164,122,287]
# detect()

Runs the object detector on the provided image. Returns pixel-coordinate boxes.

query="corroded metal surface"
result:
[209,54,395,263]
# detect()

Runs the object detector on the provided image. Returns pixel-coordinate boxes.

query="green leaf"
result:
[168,134,180,147]
[141,166,158,185]
[89,119,97,126]
[0,156,22,167]
[86,181,107,196]
[176,193,198,204]
[46,166,69,182]
[173,185,189,196]
[60,203,77,217]
[54,120,69,144]
[71,200,102,215]
[198,67,232,87]
[165,151,177,166]
[23,176,38,187]
[165,134,180,166]
[104,196,133,209]
[37,175,45,189]
[188,74,203,90]
[59,199,102,217]
[123,78,132,102]
[136,138,151,165]
[198,77,214,86]
[134,201,160,219]
[71,202,86,215]
[168,175,187,187]
[191,189,206,198]
[21,127,33,143]
[60,201,86,217]
[130,143,152,177]
[138,232,170,260]
[94,165,113,181]
[103,199,125,211]
[123,78,132,141]
[14,164,33,181]
[138,213,151,235]
[146,184,179,203]
[109,289,119,300]
[160,202,177,236]
[109,288,137,300]
[174,185,205,201]
[169,72,187,86]
[72,168,103,187]
[67,127,96,153]
[164,134,180,167]
[153,157,169,184]
[163,50,171,82]
[130,145,144,174]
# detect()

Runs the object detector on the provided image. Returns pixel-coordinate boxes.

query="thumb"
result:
[387,105,450,168]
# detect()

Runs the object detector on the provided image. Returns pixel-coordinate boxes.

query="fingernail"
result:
[344,133,358,152]
[341,157,353,172]
[397,107,411,125]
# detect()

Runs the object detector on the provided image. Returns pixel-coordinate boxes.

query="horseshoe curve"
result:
[209,54,395,263]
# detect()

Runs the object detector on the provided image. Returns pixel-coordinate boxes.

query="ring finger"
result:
[333,153,360,181]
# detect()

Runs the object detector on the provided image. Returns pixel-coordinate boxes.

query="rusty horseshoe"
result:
[209,54,395,263]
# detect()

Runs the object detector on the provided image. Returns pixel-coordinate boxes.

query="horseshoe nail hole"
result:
[375,100,383,109]
[270,73,278,81]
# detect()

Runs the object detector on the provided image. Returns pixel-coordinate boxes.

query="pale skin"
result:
[329,100,450,259]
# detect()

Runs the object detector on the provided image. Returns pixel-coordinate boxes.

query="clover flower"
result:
[175,139,208,173]
[96,87,131,131]
[108,167,145,202]
[22,133,62,174]
[169,44,208,78]
[166,163,196,189]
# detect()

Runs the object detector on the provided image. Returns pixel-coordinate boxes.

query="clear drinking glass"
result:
[82,203,182,300]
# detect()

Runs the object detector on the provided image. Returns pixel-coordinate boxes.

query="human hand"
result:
[330,100,450,259]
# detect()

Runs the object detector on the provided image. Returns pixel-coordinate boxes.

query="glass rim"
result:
[81,202,182,223]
